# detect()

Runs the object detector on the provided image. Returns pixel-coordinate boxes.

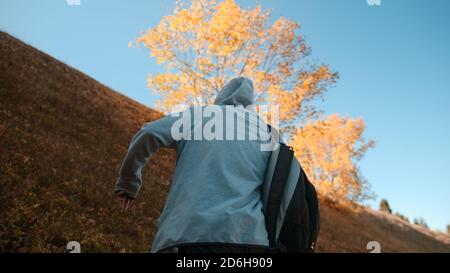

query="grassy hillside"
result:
[0,31,449,252]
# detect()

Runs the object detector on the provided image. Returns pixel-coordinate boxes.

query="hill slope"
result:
[1,32,449,252]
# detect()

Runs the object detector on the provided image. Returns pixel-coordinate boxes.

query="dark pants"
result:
[173,244,271,253]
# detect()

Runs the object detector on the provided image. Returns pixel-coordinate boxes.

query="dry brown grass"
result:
[0,31,449,252]
[316,198,450,252]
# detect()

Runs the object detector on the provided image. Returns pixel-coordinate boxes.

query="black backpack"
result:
[261,126,320,253]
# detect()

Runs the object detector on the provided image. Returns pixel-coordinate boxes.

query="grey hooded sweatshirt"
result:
[115,77,271,253]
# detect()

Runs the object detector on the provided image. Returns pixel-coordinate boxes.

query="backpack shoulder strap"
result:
[265,125,294,248]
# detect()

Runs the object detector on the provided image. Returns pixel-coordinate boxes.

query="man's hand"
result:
[116,191,134,212]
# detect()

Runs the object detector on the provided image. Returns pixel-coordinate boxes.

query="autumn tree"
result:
[414,218,429,229]
[379,199,392,214]
[447,224,450,234]
[134,0,374,202]
[394,212,409,223]
[291,115,374,202]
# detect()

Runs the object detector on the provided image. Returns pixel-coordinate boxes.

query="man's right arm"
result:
[114,115,179,199]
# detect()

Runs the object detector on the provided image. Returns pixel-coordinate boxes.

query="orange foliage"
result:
[291,115,375,202]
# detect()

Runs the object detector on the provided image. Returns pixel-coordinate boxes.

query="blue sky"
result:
[1,0,449,231]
